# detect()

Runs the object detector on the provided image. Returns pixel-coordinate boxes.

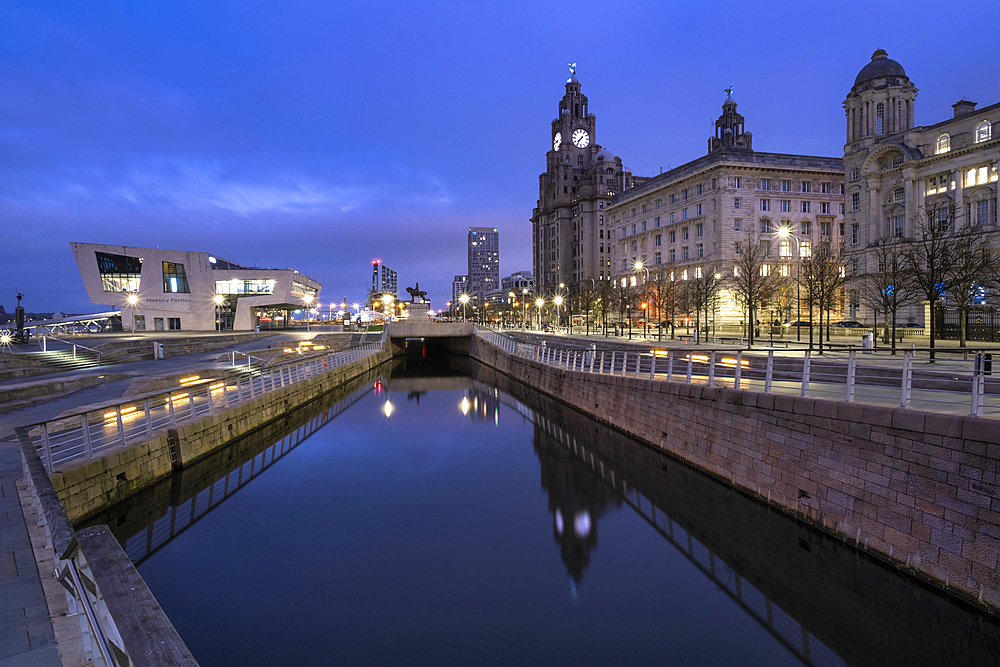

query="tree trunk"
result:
[928,299,936,362]
[959,304,967,347]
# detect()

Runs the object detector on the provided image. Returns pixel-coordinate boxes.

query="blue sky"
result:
[1,0,995,313]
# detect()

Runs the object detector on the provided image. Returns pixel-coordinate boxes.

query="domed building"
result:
[842,50,1000,335]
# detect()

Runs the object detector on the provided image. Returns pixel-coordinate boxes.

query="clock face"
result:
[553,132,562,152]
[572,128,590,148]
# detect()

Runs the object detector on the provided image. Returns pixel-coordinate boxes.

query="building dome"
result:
[854,49,907,87]
[723,96,738,107]
[593,148,615,163]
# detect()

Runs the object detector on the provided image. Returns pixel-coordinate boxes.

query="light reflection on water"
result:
[80,353,1000,667]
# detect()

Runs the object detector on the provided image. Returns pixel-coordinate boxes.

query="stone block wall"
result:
[53,350,391,523]
[471,338,1000,612]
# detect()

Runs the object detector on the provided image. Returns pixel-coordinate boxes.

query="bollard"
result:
[801,351,811,397]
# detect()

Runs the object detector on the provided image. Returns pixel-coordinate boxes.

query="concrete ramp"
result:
[386,322,475,355]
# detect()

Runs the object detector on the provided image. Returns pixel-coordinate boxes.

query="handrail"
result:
[230,350,269,370]
[20,332,389,472]
[38,335,104,366]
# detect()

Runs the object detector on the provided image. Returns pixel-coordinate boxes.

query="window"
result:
[654,251,661,265]
[780,200,791,212]
[760,178,771,190]
[876,103,884,135]
[760,218,772,233]
[655,216,660,227]
[696,223,703,237]
[936,134,950,154]
[821,221,831,236]
[153,317,164,331]
[682,246,689,260]
[801,220,811,235]
[670,194,676,204]
[801,181,811,193]
[669,212,675,224]
[760,240,771,256]
[734,177,742,188]
[167,317,181,330]
[891,154,903,169]
[655,199,661,209]
[697,184,703,195]
[669,230,676,243]
[215,279,276,295]
[839,221,845,236]
[801,201,811,213]
[800,240,812,257]
[733,197,742,209]
[976,121,992,143]
[642,204,647,213]
[893,214,904,237]
[669,249,676,262]
[972,199,990,225]
[682,227,689,240]
[734,241,742,255]
[696,203,703,216]
[851,222,859,245]
[781,180,791,192]
[760,199,771,211]
[821,182,830,194]
[779,265,790,277]
[892,187,904,202]
[655,234,662,246]
[696,243,704,258]
[642,221,647,231]
[682,208,689,220]
[840,203,845,214]
[683,189,689,200]
[733,218,742,232]
[599,201,604,210]
[850,167,860,182]
[779,239,790,257]
[852,192,860,211]
[820,202,831,214]
[95,251,142,292]
[162,262,190,293]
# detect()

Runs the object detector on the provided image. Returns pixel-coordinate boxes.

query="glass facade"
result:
[214,279,276,295]
[95,251,142,292]
[291,281,318,299]
[162,262,190,293]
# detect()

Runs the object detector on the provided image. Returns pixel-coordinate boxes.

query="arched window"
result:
[976,121,992,143]
[876,103,884,135]
[936,134,951,154]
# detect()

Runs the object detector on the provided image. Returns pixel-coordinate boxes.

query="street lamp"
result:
[641,301,648,339]
[446,301,452,320]
[535,298,544,330]
[775,226,802,342]
[303,294,314,331]
[459,294,469,322]
[214,294,224,332]
[127,293,138,333]
[554,295,563,333]
[522,288,529,330]
[508,292,515,328]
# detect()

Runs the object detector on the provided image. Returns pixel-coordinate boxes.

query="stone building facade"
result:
[530,70,644,295]
[843,49,1000,324]
[606,98,845,325]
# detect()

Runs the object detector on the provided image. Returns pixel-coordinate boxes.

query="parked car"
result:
[899,322,923,328]
[833,321,864,328]
[784,320,812,328]
[637,321,658,329]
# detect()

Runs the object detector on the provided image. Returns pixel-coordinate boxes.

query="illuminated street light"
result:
[459,294,470,322]
[126,292,139,333]
[535,298,544,331]
[554,295,563,332]
[214,294,224,332]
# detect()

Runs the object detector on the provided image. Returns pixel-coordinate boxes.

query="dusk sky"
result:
[2,0,995,314]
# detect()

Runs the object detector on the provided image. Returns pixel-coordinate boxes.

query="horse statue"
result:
[405,283,428,302]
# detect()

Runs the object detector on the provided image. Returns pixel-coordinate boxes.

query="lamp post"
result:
[522,288,529,330]
[775,226,802,342]
[127,293,138,333]
[554,295,563,334]
[641,301,648,339]
[382,294,394,322]
[535,298,544,330]
[508,292,515,328]
[459,294,469,322]
[446,301,452,320]
[214,294,224,332]
[303,294,314,331]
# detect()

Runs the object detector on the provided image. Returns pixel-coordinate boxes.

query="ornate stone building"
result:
[530,69,643,295]
[606,96,844,325]
[843,49,1000,324]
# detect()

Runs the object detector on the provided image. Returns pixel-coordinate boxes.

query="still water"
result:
[84,353,1000,667]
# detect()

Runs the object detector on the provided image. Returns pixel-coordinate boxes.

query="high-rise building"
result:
[531,66,645,294]
[467,227,499,304]
[501,271,533,293]
[452,275,468,307]
[371,260,398,296]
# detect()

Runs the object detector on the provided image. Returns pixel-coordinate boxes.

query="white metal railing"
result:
[38,335,104,365]
[22,329,388,472]
[475,327,999,419]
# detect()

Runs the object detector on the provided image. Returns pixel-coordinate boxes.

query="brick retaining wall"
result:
[470,337,1000,611]
[52,350,392,523]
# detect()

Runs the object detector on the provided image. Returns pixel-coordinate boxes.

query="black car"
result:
[833,321,864,328]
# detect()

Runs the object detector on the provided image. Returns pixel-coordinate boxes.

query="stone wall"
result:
[470,337,1000,612]
[52,350,391,523]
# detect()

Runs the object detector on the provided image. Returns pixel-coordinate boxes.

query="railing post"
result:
[250,373,257,398]
[115,405,126,446]
[622,352,629,377]
[168,395,176,426]
[223,380,230,406]
[765,351,774,393]
[900,350,913,408]
[846,351,856,402]
[971,353,985,416]
[73,344,77,360]
[666,351,673,382]
[635,352,641,379]
[686,354,693,384]
[801,350,811,397]
[734,351,742,390]
[708,351,716,386]
[207,383,214,411]
[143,399,152,437]
[42,335,47,352]
[40,423,53,471]
[82,412,94,458]
[649,352,656,380]
[188,388,195,418]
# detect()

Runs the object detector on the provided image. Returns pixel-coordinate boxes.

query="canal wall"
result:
[51,349,392,523]
[470,337,1000,612]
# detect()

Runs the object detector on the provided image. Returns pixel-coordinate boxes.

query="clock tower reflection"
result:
[533,422,621,585]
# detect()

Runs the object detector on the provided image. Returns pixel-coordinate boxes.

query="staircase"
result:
[23,349,105,371]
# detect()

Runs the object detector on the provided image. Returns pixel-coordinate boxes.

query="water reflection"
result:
[80,352,1000,667]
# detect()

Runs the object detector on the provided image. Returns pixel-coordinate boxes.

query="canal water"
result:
[82,351,1000,667]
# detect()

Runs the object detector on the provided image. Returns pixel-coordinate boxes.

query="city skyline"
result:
[1,0,995,314]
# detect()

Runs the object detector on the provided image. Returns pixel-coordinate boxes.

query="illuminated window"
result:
[779,239,790,257]
[760,264,771,277]
[975,121,992,143]
[162,262,190,293]
[695,267,703,278]
[95,251,142,292]
[780,265,790,277]
[936,134,950,154]
[800,240,812,257]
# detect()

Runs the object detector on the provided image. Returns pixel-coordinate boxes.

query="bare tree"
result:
[851,239,917,354]
[577,278,600,336]
[942,229,993,347]
[650,268,679,340]
[798,245,845,351]
[684,263,725,343]
[901,203,959,360]
[730,234,782,347]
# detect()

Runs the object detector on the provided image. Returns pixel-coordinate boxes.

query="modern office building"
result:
[530,68,645,294]
[467,227,499,304]
[501,271,534,293]
[452,275,468,306]
[371,260,398,296]
[605,96,845,325]
[71,242,321,331]
[842,49,999,324]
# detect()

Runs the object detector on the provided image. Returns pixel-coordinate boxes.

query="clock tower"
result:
[531,66,639,296]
